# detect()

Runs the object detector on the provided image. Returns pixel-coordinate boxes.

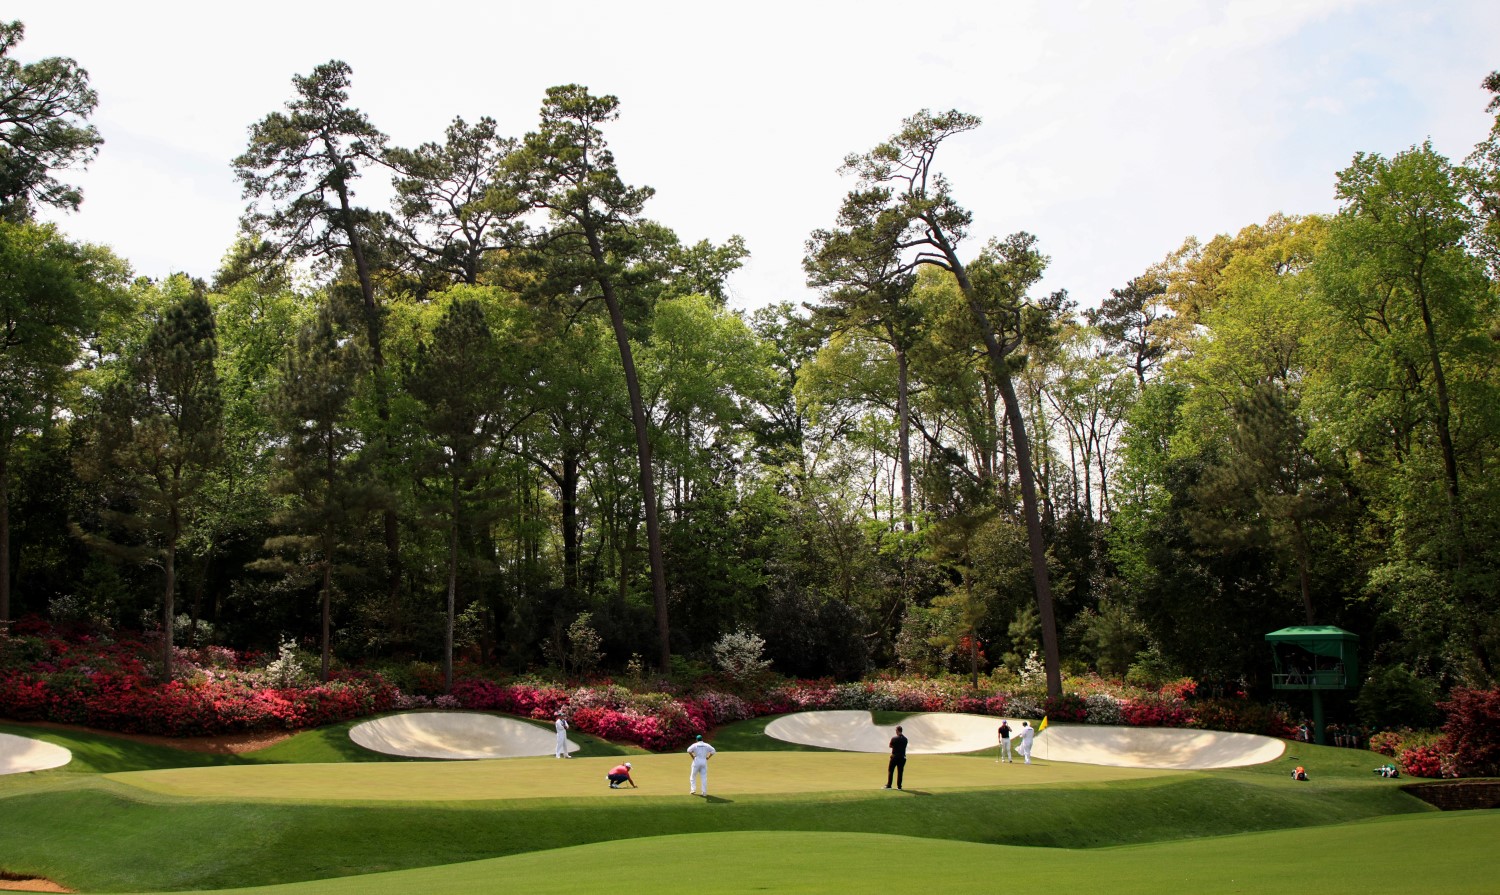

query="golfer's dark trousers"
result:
[887,756,906,787]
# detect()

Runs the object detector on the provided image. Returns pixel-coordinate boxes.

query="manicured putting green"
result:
[105,751,1176,801]
[118,812,1500,895]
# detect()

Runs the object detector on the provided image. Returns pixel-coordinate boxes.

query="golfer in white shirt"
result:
[687,734,716,795]
[554,712,571,758]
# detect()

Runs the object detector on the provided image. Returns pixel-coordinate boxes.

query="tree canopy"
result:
[2,25,1496,703]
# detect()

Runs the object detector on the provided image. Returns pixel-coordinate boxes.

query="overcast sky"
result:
[12,0,1500,314]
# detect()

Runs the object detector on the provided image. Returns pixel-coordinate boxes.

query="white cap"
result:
[625,762,632,768]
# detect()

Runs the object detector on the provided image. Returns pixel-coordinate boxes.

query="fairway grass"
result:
[104,751,1177,801]
[115,813,1500,895]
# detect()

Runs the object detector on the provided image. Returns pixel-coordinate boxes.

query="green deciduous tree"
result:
[75,293,223,678]
[0,221,123,626]
[1464,70,1500,278]
[1313,143,1500,681]
[1317,146,1482,523]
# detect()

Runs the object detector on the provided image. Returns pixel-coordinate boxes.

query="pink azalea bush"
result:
[1398,743,1455,779]
[0,624,397,736]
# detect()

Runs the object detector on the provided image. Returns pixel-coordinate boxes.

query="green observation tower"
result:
[1266,626,1359,745]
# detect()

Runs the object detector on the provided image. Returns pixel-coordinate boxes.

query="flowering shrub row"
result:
[1360,688,1500,778]
[448,679,756,750]
[34,625,1500,769]
[0,633,1281,749]
[0,629,397,736]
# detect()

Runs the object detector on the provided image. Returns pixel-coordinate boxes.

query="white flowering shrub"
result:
[173,613,216,645]
[1006,693,1044,720]
[1019,650,1046,688]
[1085,692,1123,725]
[261,638,312,688]
[712,628,772,681]
[566,612,604,676]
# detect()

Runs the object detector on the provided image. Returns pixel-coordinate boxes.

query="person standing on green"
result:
[997,720,1013,763]
[687,734,716,796]
[885,725,909,789]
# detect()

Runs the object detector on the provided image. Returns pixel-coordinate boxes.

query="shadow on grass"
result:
[0,721,241,774]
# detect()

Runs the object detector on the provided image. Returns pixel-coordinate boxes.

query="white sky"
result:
[12,0,1500,314]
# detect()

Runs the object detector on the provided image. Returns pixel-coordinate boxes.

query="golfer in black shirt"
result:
[886,725,908,789]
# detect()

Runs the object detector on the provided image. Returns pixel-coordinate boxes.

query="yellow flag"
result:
[1038,716,1049,733]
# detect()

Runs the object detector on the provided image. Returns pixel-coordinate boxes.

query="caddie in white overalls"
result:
[554,711,571,758]
[687,734,716,795]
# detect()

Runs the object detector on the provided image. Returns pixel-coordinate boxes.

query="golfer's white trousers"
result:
[556,734,567,758]
[690,761,708,794]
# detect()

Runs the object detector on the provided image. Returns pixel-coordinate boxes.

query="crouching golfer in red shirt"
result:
[607,762,636,788]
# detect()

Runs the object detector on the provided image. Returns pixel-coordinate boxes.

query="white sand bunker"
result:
[0,732,72,774]
[763,711,1284,769]
[350,711,576,759]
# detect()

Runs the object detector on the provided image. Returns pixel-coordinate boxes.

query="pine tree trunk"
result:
[0,447,10,629]
[332,171,403,617]
[561,448,580,594]
[162,541,176,680]
[589,231,671,671]
[320,555,332,683]
[897,347,913,531]
[445,480,459,693]
[945,254,1063,700]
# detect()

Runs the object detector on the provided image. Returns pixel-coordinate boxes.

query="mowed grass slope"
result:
[0,716,1452,893]
[114,814,1500,895]
[0,772,1429,891]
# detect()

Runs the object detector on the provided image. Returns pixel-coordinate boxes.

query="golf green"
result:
[104,751,1175,801]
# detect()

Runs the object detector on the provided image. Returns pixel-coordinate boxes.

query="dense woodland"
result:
[2,23,1498,707]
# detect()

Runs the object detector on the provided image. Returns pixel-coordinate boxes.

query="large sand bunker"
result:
[0,732,72,774]
[350,712,576,759]
[763,711,1284,769]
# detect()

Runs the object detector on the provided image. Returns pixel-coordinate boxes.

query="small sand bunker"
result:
[0,732,72,775]
[763,711,1283,769]
[349,711,575,759]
